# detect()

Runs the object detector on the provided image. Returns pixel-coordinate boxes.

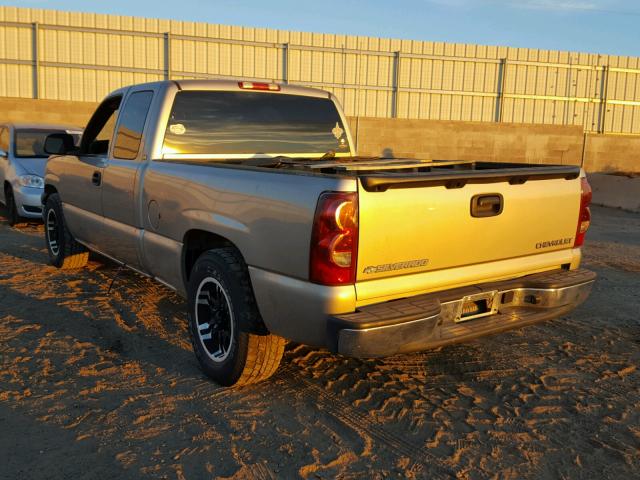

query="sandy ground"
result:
[0,205,638,479]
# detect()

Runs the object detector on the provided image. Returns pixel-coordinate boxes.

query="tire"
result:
[5,187,23,227]
[43,193,89,269]
[188,247,285,386]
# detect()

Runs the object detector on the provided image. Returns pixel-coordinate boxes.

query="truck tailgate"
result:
[356,173,581,299]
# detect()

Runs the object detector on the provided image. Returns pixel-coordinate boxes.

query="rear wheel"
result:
[5,187,23,227]
[44,193,89,269]
[188,247,285,386]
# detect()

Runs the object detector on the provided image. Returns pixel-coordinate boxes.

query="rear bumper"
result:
[328,268,596,358]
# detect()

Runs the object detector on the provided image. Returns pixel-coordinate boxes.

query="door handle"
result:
[91,170,102,186]
[471,194,503,217]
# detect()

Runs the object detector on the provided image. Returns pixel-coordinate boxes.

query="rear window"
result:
[162,91,349,157]
[15,129,81,158]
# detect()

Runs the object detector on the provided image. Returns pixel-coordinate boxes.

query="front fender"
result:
[43,156,65,203]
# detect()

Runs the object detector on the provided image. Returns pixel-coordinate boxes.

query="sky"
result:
[10,0,640,57]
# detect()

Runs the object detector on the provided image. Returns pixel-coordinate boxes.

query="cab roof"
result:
[105,79,332,100]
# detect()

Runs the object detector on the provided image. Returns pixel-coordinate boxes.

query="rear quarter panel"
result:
[140,161,357,291]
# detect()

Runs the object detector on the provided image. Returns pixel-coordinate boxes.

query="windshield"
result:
[162,91,350,157]
[15,129,82,158]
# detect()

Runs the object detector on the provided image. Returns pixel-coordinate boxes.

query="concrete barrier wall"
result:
[0,96,638,173]
[348,117,585,166]
[588,173,640,213]
[0,97,97,128]
[583,134,640,174]
[349,118,640,172]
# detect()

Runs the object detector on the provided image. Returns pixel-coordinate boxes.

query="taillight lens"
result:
[310,192,358,285]
[574,177,592,247]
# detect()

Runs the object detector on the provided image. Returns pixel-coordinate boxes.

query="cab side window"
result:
[113,91,154,160]
[80,96,122,155]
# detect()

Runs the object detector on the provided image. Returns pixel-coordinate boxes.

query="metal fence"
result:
[1,6,640,134]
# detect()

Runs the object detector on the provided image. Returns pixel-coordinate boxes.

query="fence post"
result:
[282,43,289,84]
[32,22,39,99]
[495,58,507,122]
[393,51,401,118]
[597,65,609,134]
[164,32,172,80]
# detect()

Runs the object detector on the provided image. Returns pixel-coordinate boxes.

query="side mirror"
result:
[0,149,7,158]
[44,133,76,155]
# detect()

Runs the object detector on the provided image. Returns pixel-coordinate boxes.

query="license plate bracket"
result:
[454,290,499,323]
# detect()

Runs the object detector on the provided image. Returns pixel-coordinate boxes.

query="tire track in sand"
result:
[275,365,458,479]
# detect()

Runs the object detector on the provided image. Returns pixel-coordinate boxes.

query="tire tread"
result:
[234,334,286,386]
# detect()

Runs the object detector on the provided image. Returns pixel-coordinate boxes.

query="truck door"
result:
[99,88,155,269]
[60,95,121,248]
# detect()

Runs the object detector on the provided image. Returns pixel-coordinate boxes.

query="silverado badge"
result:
[363,258,429,274]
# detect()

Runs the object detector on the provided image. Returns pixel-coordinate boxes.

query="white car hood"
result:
[14,157,47,177]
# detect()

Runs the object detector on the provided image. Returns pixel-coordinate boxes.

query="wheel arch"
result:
[182,230,268,335]
[182,229,244,285]
[42,184,58,205]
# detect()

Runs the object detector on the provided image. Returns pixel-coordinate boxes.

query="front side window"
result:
[162,91,350,157]
[14,129,81,158]
[113,91,154,160]
[80,96,122,155]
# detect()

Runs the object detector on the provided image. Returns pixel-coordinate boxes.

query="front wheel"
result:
[188,248,285,386]
[5,187,23,227]
[43,193,89,269]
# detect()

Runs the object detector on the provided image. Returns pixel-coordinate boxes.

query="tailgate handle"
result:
[471,194,503,217]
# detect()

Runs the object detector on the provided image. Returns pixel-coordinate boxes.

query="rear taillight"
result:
[238,81,280,91]
[574,177,592,247]
[310,192,358,286]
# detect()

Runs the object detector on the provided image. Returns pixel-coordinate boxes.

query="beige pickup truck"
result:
[42,79,596,386]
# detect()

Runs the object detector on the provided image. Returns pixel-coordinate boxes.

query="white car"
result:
[0,123,82,225]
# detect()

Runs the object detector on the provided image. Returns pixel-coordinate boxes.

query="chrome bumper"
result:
[328,268,596,358]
